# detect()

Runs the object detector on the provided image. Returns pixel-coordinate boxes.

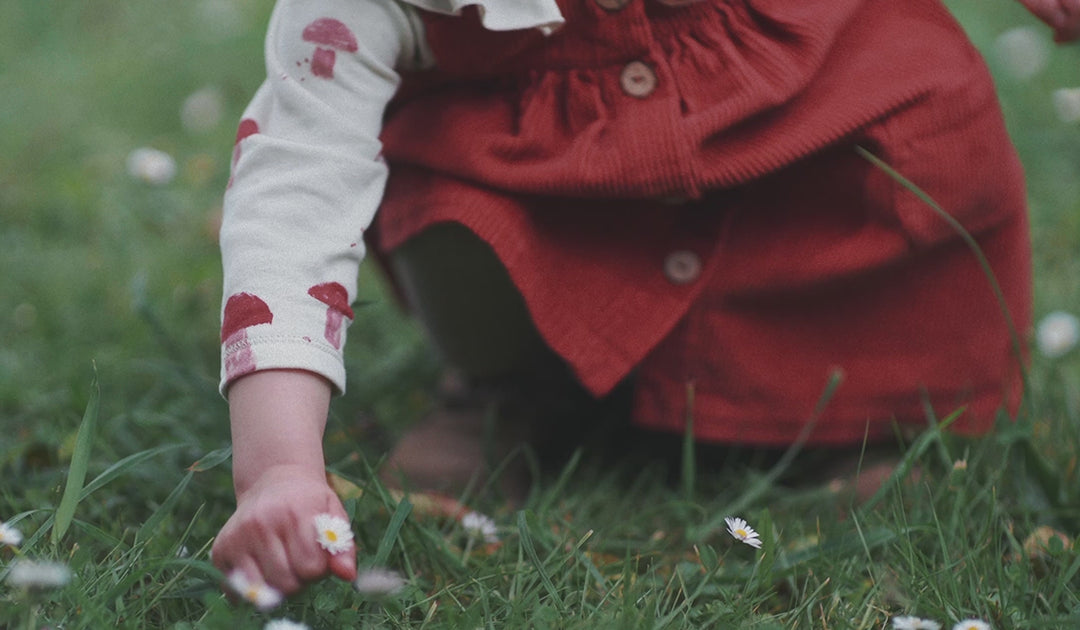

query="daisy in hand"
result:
[313,513,354,555]
[724,516,763,549]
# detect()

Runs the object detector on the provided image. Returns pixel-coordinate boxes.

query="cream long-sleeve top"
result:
[219,0,564,394]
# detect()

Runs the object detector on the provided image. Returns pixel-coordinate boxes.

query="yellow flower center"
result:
[325,530,338,542]
[246,587,259,600]
[735,529,747,538]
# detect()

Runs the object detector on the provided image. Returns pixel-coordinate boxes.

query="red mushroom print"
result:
[221,292,274,380]
[227,118,259,189]
[308,282,354,349]
[301,18,358,79]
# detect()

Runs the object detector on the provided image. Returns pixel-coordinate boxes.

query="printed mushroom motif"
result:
[221,292,274,380]
[227,118,259,189]
[308,282,354,349]
[301,18,358,79]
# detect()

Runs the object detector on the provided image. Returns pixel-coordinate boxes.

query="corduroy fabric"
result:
[373,0,1032,445]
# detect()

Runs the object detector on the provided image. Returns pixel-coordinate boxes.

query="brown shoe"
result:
[378,391,535,503]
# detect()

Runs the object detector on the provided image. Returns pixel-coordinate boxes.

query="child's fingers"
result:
[285,519,333,582]
[327,548,358,581]
[1054,1,1080,42]
[264,535,307,594]
[311,492,358,581]
[1019,0,1080,42]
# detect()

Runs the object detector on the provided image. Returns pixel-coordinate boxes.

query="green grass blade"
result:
[681,383,696,503]
[79,444,183,500]
[854,146,1029,406]
[373,496,412,567]
[517,510,564,612]
[186,446,232,472]
[51,368,100,546]
[692,369,843,541]
[136,470,193,543]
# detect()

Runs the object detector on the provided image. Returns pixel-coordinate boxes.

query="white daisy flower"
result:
[226,570,283,612]
[461,511,499,544]
[952,619,991,630]
[353,567,406,597]
[5,560,72,589]
[1053,88,1080,124]
[264,620,310,630]
[0,521,23,547]
[994,26,1049,80]
[724,516,763,549]
[892,615,942,630]
[126,147,177,186]
[313,513,354,555]
[1036,311,1079,358]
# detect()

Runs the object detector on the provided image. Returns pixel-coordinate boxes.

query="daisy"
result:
[226,570,283,612]
[126,147,177,186]
[892,615,942,630]
[952,620,991,630]
[724,516,763,549]
[993,26,1049,80]
[181,86,225,133]
[313,513,354,555]
[461,511,499,544]
[1036,311,1079,358]
[0,521,23,547]
[264,620,310,630]
[5,560,72,589]
[1053,88,1080,124]
[353,567,406,597]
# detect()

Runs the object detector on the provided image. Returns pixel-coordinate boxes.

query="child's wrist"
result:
[233,462,328,499]
[227,369,333,495]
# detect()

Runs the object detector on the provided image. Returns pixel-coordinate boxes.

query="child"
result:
[211,0,1079,596]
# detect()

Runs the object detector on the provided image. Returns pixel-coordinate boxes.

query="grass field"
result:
[2,1,1079,627]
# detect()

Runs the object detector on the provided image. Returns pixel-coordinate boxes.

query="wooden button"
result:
[664,250,701,284]
[595,0,632,9]
[620,61,657,98]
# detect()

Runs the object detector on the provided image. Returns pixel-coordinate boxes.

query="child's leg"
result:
[387,222,558,381]
[379,222,604,498]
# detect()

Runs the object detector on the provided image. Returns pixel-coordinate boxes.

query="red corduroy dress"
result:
[372,0,1032,446]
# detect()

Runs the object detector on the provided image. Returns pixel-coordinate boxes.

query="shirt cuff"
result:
[220,334,347,397]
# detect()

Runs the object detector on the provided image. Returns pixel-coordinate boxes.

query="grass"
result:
[2,0,1079,627]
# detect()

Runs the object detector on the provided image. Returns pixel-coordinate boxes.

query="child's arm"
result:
[213,0,427,596]
[1017,0,1080,42]
[210,370,354,595]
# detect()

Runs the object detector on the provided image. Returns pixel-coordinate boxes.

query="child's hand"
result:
[211,464,358,597]
[1017,0,1080,42]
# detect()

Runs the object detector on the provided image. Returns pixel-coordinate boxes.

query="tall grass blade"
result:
[517,510,564,612]
[854,146,1028,404]
[80,445,182,499]
[51,367,100,546]
[692,369,843,541]
[681,383,696,503]
[136,470,193,543]
[373,497,412,566]
[186,446,232,472]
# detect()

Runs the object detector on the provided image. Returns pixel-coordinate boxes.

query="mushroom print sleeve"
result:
[219,0,428,394]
